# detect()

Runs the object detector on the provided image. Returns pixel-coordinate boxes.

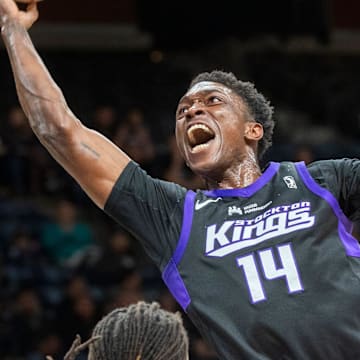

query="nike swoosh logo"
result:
[195,197,222,210]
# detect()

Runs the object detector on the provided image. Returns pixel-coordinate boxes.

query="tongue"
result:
[190,127,214,146]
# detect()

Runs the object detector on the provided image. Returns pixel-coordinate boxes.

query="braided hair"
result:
[89,301,189,360]
[189,70,275,160]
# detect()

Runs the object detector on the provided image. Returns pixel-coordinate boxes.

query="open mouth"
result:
[187,123,215,153]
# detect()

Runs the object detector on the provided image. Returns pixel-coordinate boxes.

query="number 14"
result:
[236,243,304,303]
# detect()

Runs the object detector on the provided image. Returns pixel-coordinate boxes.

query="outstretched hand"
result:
[46,334,101,360]
[0,0,39,30]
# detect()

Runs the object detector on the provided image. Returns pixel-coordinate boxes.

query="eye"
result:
[207,95,222,104]
[177,106,189,117]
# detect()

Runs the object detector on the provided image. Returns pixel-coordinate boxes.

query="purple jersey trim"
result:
[296,161,360,257]
[162,190,196,311]
[204,162,280,198]
[162,258,191,311]
[173,190,196,264]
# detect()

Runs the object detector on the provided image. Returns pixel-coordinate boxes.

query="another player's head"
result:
[89,301,189,360]
[175,70,274,179]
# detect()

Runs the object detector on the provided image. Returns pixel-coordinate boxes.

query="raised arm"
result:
[0,0,131,208]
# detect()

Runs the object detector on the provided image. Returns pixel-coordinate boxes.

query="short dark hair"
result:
[189,70,275,159]
[90,301,189,360]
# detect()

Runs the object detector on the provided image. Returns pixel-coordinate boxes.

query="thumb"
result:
[26,1,39,19]
[19,0,38,29]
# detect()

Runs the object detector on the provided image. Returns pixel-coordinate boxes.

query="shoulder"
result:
[114,161,187,194]
[307,158,360,178]
[105,161,188,213]
[304,158,360,199]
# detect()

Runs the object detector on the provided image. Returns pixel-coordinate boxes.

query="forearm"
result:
[1,13,132,209]
[1,18,76,149]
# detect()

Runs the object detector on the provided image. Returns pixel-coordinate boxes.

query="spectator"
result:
[28,332,63,360]
[91,105,118,139]
[112,106,156,172]
[3,288,54,357]
[41,199,97,269]
[86,228,137,288]
[293,144,316,164]
[57,291,101,357]
[0,105,37,195]
[56,275,94,322]
[104,271,145,312]
[191,336,219,360]
[3,229,47,292]
[163,134,204,189]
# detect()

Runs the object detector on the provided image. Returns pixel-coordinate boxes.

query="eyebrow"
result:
[178,89,226,104]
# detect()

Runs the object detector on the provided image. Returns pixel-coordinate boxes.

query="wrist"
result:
[1,16,13,34]
[1,17,23,37]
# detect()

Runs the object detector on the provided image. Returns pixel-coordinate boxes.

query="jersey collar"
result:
[203,162,280,198]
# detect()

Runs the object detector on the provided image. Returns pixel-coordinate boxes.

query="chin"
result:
[189,158,223,179]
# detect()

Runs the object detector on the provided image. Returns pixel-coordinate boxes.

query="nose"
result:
[186,99,205,117]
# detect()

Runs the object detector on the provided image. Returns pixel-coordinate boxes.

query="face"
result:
[175,81,256,179]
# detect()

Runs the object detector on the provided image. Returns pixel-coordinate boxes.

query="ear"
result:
[244,122,263,141]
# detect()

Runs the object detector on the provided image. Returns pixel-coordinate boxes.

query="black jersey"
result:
[105,159,360,360]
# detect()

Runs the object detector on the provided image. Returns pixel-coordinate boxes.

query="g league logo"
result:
[283,176,297,189]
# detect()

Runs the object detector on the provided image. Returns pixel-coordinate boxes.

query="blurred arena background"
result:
[0,0,359,359]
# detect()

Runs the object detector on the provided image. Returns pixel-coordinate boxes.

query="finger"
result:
[64,335,102,360]
[17,0,38,29]
[64,335,82,360]
[70,334,82,350]
[26,1,38,11]
[76,335,102,351]
[15,0,43,3]
[46,356,54,360]
[26,1,38,18]
[72,334,82,348]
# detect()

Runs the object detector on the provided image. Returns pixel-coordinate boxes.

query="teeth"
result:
[188,123,212,135]
[191,143,210,153]
[189,124,212,131]
[187,124,214,146]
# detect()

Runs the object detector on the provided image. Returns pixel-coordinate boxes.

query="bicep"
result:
[54,121,131,209]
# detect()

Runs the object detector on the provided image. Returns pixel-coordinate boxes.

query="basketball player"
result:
[46,301,189,360]
[1,0,360,358]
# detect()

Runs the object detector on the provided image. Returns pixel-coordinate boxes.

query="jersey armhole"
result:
[162,190,196,311]
[295,162,360,257]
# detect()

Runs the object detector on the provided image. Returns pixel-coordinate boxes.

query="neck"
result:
[206,151,262,189]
